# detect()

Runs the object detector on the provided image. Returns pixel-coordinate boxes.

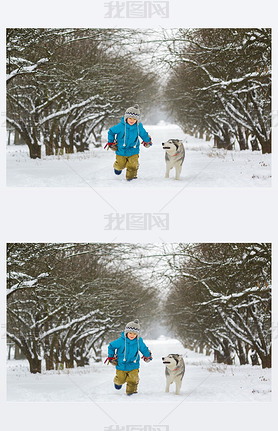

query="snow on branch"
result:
[7,279,38,297]
[6,58,49,83]
[181,273,220,297]
[39,95,99,125]
[39,309,102,341]
[180,57,270,89]
[7,272,50,297]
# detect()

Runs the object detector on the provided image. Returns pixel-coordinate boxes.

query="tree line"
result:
[162,29,271,153]
[7,28,271,158]
[162,243,271,368]
[6,28,157,159]
[6,243,156,373]
[7,243,271,373]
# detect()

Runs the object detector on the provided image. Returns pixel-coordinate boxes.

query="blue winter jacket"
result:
[108,117,151,157]
[108,332,151,371]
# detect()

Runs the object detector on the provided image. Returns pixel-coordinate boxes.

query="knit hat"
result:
[125,319,140,336]
[124,104,140,122]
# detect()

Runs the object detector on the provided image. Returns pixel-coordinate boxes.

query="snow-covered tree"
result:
[7,243,157,373]
[163,243,271,368]
[6,29,158,159]
[163,29,271,153]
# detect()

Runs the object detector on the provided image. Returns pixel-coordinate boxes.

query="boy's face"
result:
[127,332,137,340]
[126,117,137,126]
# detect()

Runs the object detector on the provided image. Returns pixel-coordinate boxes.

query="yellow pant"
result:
[114,368,139,394]
[114,154,139,180]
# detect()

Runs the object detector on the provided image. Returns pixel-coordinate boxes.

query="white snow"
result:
[6,122,271,187]
[7,336,271,402]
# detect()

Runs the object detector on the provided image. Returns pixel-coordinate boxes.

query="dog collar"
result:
[173,153,179,156]
[173,367,179,371]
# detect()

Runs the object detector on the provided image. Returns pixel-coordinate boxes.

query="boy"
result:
[105,319,152,395]
[105,104,152,181]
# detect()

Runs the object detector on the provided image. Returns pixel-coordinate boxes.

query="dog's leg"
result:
[165,378,170,393]
[175,380,182,395]
[165,166,170,178]
[175,165,182,180]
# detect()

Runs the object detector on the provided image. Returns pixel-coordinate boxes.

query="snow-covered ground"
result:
[6,123,271,187]
[7,337,271,402]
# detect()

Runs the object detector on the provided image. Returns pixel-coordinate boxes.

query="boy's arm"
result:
[138,123,152,147]
[108,337,121,357]
[108,123,120,143]
[139,338,152,360]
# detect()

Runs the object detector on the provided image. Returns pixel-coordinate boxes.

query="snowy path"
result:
[6,123,271,187]
[7,337,271,402]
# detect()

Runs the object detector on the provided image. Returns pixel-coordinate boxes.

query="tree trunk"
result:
[214,349,224,363]
[14,344,26,360]
[223,339,234,365]
[45,354,55,371]
[7,343,12,360]
[237,340,248,365]
[213,135,219,148]
[14,129,25,145]
[65,358,74,368]
[29,357,42,374]
[65,346,75,368]
[261,138,271,154]
[75,356,90,367]
[222,125,233,150]
[237,126,248,150]
[75,140,89,152]
[250,349,260,366]
[29,143,42,159]
[261,354,271,369]
[45,138,54,156]
[250,135,260,151]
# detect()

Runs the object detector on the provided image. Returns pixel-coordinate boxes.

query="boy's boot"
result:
[114,384,122,390]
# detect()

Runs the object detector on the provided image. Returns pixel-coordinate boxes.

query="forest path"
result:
[7,337,271,402]
[6,123,271,187]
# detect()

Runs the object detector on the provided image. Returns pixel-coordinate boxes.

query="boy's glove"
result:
[142,351,152,363]
[142,134,152,148]
[104,356,118,366]
[104,142,118,151]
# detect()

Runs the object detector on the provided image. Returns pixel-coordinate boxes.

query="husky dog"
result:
[162,139,185,180]
[162,354,185,395]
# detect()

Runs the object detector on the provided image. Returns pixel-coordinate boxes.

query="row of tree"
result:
[7,28,271,158]
[6,29,157,158]
[163,29,271,153]
[7,243,156,373]
[7,243,271,372]
[162,243,271,368]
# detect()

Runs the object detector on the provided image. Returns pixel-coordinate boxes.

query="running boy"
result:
[105,319,152,395]
[105,105,152,181]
